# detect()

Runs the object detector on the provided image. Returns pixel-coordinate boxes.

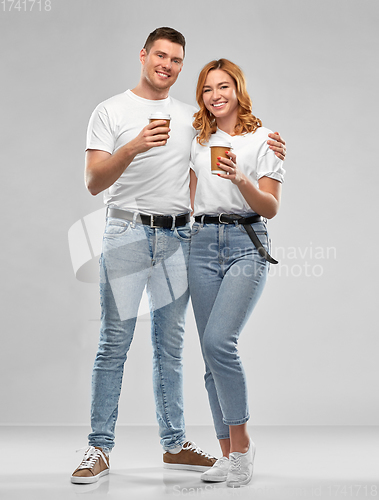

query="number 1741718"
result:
[1,0,51,11]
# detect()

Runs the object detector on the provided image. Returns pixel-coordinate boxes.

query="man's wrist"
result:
[120,140,139,161]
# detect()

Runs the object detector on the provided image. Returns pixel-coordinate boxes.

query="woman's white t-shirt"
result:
[190,127,285,216]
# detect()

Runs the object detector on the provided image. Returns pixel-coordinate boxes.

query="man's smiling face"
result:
[140,39,184,94]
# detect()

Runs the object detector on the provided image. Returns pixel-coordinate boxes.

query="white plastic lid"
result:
[209,138,232,148]
[149,112,171,120]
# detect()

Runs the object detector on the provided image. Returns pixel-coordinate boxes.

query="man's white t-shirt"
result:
[190,127,285,216]
[86,89,197,215]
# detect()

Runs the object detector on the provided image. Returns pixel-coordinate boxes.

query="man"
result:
[71,27,286,484]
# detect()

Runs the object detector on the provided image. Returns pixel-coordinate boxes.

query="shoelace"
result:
[77,446,108,470]
[182,441,215,459]
[214,456,229,468]
[229,453,242,472]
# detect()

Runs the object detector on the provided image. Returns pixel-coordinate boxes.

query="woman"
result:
[189,59,285,487]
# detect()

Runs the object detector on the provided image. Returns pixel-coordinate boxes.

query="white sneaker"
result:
[200,456,229,482]
[226,440,256,488]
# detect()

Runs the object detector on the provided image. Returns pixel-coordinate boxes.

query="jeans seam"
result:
[149,285,173,431]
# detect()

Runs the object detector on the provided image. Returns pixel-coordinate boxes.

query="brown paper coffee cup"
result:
[149,112,171,128]
[149,113,171,146]
[210,141,232,175]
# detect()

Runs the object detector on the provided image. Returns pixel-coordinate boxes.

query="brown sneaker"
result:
[163,441,217,472]
[71,446,110,484]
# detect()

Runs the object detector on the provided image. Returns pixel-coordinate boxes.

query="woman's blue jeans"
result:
[88,216,191,452]
[189,219,269,440]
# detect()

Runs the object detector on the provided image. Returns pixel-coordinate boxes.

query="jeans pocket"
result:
[190,222,201,236]
[256,231,269,249]
[174,224,192,241]
[238,222,267,237]
[238,223,270,257]
[104,218,131,236]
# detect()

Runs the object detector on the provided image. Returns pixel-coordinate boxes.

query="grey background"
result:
[1,0,378,428]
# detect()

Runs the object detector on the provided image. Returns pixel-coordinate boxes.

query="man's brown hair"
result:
[143,27,186,57]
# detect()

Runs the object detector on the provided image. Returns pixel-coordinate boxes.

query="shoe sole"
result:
[227,464,254,487]
[226,463,254,487]
[201,475,227,482]
[163,463,212,472]
[227,475,253,487]
[71,469,109,484]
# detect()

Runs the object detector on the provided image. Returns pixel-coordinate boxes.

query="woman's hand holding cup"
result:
[216,151,244,185]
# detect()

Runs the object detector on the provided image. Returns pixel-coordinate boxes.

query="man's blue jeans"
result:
[88,215,191,452]
[189,220,269,440]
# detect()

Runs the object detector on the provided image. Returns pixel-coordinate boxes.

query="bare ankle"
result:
[219,437,230,458]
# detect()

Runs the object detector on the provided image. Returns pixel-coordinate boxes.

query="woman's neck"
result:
[215,112,238,136]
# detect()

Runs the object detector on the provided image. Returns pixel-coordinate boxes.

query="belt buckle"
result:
[218,213,228,224]
[150,214,159,228]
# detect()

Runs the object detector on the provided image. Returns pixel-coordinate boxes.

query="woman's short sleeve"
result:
[257,141,286,183]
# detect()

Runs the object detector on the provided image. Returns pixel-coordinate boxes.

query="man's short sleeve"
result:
[190,136,200,174]
[86,105,115,154]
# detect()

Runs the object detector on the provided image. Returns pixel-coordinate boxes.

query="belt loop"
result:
[131,211,138,228]
[150,214,158,228]
[200,214,205,228]
[171,214,176,231]
[218,213,228,224]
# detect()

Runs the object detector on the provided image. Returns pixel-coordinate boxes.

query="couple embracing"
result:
[71,27,285,488]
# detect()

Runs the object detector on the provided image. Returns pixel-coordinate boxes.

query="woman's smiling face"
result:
[202,69,239,122]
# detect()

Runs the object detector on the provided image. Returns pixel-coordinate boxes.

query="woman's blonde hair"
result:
[193,59,262,145]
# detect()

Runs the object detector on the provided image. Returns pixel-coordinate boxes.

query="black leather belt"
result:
[107,207,190,228]
[194,214,262,225]
[194,213,278,264]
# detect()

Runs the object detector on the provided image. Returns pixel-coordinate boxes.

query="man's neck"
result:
[131,81,169,101]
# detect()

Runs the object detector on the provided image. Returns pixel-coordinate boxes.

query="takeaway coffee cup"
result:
[149,112,171,146]
[149,112,171,128]
[210,140,233,175]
